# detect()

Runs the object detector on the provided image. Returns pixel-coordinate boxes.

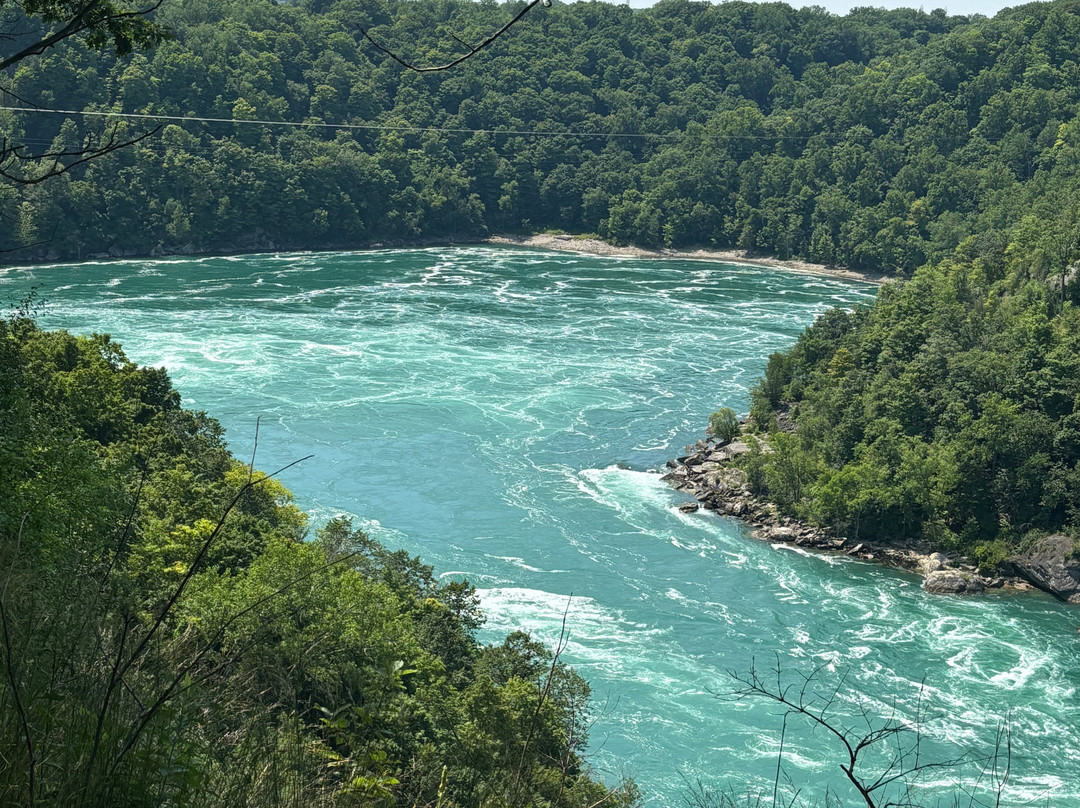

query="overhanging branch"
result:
[0,122,162,185]
[0,0,168,72]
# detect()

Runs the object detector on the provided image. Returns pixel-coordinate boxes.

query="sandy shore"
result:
[486,234,888,285]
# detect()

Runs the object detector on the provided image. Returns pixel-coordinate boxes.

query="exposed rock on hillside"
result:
[1011,535,1080,603]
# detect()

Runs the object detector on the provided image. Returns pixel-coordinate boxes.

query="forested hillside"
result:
[743,257,1080,572]
[5,0,1080,273]
[0,311,636,807]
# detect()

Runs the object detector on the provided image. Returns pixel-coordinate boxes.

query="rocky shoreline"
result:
[658,433,1078,600]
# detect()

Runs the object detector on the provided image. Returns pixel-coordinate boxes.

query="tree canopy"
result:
[7,0,1080,267]
[0,312,636,807]
[743,253,1080,568]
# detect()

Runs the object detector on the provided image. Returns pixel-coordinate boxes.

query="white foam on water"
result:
[494,556,545,573]
[770,542,850,566]
[21,248,1079,807]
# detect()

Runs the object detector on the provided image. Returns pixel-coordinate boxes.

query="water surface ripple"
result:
[8,247,1079,805]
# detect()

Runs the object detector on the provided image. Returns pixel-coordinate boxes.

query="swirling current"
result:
[6,246,1079,805]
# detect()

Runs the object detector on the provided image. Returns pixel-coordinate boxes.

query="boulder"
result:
[678,501,700,513]
[725,440,751,457]
[1011,535,1080,603]
[917,552,949,575]
[923,570,986,595]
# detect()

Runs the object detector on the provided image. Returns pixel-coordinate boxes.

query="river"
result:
[6,246,1079,806]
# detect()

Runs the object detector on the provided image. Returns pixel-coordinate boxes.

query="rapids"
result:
[6,246,1079,805]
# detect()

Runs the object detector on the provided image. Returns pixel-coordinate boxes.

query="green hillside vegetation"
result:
[4,0,1080,273]
[744,254,1080,568]
[0,310,636,807]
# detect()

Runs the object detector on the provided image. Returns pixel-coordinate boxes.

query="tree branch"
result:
[360,0,546,74]
[0,123,162,185]
[725,658,973,808]
[0,0,167,71]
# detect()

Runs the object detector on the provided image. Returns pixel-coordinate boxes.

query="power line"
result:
[0,103,1035,150]
[0,105,681,140]
[6,103,1003,147]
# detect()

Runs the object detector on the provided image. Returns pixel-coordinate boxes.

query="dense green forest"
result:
[0,310,637,806]
[4,0,1080,273]
[743,255,1080,570]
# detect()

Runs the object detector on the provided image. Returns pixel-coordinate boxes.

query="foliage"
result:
[0,316,636,808]
[707,407,739,443]
[5,0,1080,265]
[743,255,1080,558]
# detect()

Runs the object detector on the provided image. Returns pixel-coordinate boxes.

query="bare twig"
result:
[81,614,134,802]
[774,712,787,808]
[101,468,148,585]
[247,415,262,486]
[0,219,60,255]
[510,591,572,806]
[106,550,360,778]
[360,0,545,73]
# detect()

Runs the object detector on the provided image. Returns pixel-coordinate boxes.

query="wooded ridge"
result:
[6,0,1080,275]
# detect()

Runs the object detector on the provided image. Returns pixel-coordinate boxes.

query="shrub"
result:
[707,407,740,442]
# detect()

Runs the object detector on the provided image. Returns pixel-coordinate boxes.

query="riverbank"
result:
[487,233,888,285]
[660,432,1044,599]
[6,232,887,287]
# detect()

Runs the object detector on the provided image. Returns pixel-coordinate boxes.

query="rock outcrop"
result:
[1011,535,1080,603]
[923,569,987,595]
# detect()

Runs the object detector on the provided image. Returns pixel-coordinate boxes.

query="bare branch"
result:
[0,123,162,185]
[0,218,60,255]
[113,453,314,690]
[511,591,572,807]
[0,84,44,109]
[360,0,545,74]
[106,550,361,778]
[725,659,977,808]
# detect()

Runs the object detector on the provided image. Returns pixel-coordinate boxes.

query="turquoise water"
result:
[6,246,1080,805]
